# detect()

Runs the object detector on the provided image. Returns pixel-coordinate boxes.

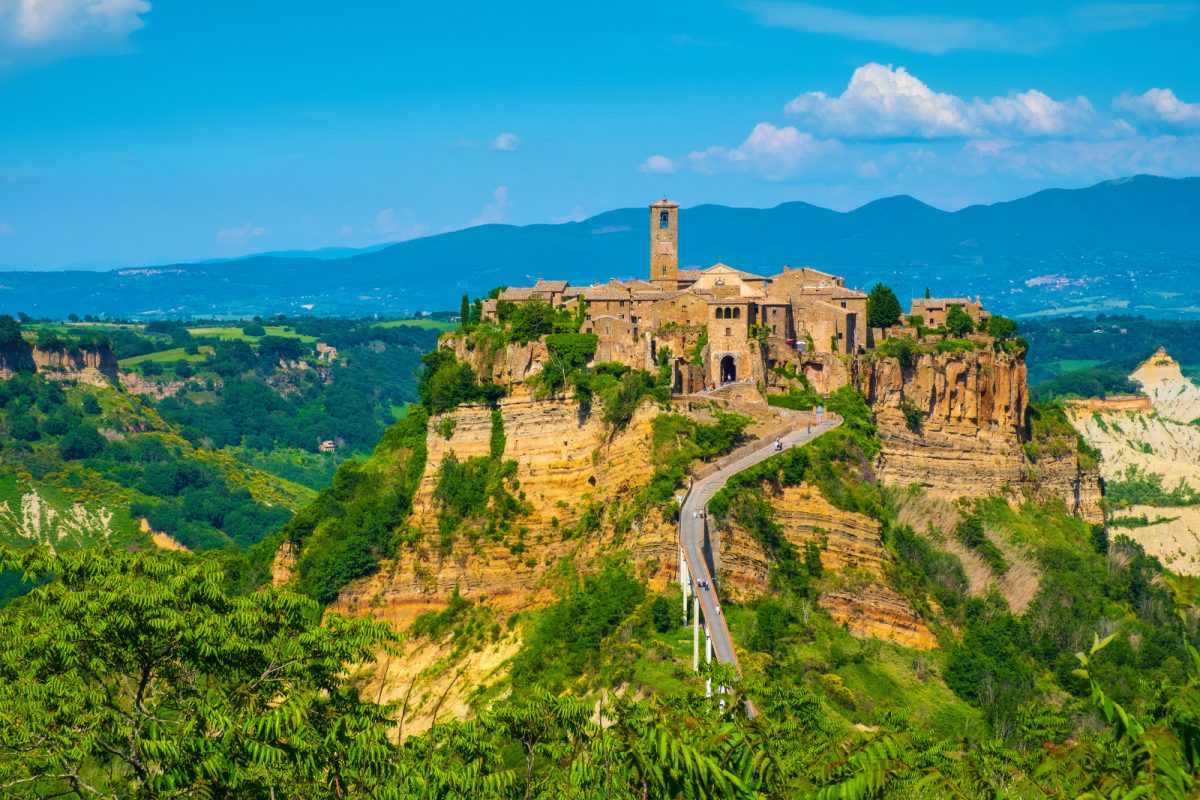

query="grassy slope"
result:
[0,382,312,553]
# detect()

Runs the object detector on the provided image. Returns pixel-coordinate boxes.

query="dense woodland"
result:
[2,309,1200,796]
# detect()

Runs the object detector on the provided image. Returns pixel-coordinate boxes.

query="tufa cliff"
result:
[716,482,937,650]
[0,341,119,387]
[854,349,1101,523]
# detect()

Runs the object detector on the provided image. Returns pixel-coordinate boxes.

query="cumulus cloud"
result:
[743,1,1194,54]
[784,63,1098,140]
[0,0,151,67]
[374,208,429,240]
[471,186,512,226]
[215,223,265,248]
[1114,88,1200,130]
[489,132,520,152]
[639,155,678,174]
[685,122,845,180]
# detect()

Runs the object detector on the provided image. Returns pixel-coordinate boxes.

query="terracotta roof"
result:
[676,269,702,279]
[498,287,535,301]
[532,279,569,292]
[581,287,630,301]
[703,263,767,281]
[561,287,584,298]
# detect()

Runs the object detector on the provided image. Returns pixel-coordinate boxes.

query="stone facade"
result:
[479,199,990,391]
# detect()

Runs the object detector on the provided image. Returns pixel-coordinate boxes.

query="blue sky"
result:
[1,0,1198,269]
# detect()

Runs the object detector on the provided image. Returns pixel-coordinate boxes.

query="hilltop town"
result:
[480,199,991,394]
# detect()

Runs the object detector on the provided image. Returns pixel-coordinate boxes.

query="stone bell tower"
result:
[649,198,679,285]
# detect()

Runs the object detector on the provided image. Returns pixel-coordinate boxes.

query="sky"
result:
[1,0,1199,270]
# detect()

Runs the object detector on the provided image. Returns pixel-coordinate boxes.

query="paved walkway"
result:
[679,414,841,669]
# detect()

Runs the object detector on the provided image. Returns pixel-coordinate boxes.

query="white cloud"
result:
[1114,88,1200,130]
[471,186,512,226]
[639,155,678,174]
[374,208,429,240]
[685,122,845,180]
[743,1,1193,54]
[0,221,12,235]
[215,222,265,247]
[0,0,151,66]
[489,132,520,152]
[784,63,1098,140]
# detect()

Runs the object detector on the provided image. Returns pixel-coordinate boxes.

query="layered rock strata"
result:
[716,483,936,650]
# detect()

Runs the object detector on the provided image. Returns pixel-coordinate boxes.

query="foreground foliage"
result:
[3,546,1200,798]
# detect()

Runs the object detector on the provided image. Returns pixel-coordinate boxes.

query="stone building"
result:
[909,296,988,328]
[478,198,987,391]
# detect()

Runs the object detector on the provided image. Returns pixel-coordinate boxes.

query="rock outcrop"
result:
[445,335,549,386]
[334,388,675,632]
[855,348,1101,522]
[0,342,118,387]
[715,483,937,650]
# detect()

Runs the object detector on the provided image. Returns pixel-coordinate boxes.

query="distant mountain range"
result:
[3,174,1199,319]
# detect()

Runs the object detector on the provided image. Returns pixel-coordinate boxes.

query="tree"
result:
[0,546,400,799]
[985,314,1018,339]
[460,293,470,327]
[57,425,105,460]
[0,315,22,347]
[650,595,675,633]
[241,322,266,337]
[946,305,975,337]
[866,283,903,329]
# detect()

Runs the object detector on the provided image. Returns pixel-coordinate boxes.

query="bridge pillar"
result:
[692,592,700,673]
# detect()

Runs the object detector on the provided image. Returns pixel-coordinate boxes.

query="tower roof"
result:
[649,198,679,208]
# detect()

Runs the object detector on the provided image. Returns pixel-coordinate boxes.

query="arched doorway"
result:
[720,354,737,383]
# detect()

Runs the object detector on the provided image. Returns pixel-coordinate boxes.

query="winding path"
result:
[679,412,841,672]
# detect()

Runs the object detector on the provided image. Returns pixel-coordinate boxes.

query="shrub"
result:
[241,323,266,337]
[650,595,675,633]
[57,425,105,460]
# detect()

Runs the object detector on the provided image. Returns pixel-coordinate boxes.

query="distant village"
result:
[483,199,988,393]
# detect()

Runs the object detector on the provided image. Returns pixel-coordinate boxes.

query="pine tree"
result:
[460,293,470,327]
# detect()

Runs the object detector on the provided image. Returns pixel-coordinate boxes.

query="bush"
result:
[57,425,105,460]
[650,595,675,633]
[241,323,266,337]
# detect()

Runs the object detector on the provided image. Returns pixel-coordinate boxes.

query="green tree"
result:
[650,595,675,633]
[945,304,975,337]
[866,283,903,329]
[460,293,470,327]
[985,314,1018,339]
[0,314,22,347]
[0,546,399,799]
[57,425,105,460]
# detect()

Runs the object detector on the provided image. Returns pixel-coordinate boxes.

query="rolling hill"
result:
[3,174,1199,319]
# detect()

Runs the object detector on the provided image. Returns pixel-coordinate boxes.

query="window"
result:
[659,210,669,228]
[840,301,847,308]
[733,307,741,319]
[725,327,731,336]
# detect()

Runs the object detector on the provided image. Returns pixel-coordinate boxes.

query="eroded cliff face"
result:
[855,349,1101,522]
[0,343,118,387]
[334,388,675,631]
[716,483,937,650]
[445,335,549,386]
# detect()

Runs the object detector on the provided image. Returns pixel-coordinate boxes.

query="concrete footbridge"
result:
[677,407,841,703]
